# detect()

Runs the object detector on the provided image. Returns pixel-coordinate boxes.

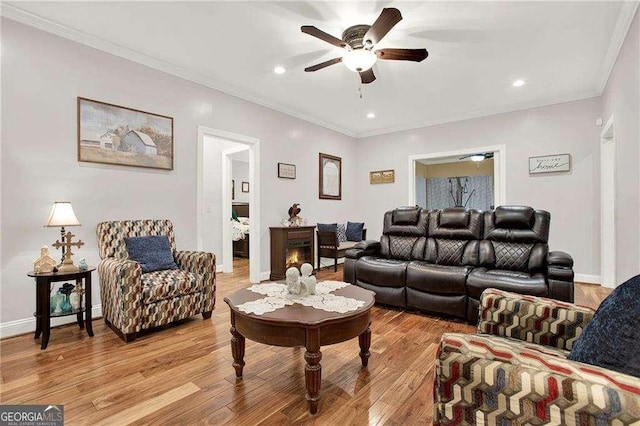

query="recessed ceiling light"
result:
[273,66,286,74]
[513,79,525,87]
[366,112,376,119]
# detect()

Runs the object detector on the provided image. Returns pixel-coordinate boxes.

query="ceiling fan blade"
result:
[304,57,343,72]
[359,68,376,84]
[364,8,402,46]
[301,26,347,48]
[375,48,428,62]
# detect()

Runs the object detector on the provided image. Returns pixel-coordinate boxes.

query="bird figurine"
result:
[288,203,301,219]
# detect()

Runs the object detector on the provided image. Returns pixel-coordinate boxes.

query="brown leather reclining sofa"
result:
[343,205,574,322]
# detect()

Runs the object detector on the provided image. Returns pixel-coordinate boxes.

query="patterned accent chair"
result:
[434,288,640,424]
[96,220,216,342]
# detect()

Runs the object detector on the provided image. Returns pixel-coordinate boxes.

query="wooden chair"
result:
[317,229,367,272]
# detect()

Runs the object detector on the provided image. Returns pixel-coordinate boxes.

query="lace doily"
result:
[237,281,365,315]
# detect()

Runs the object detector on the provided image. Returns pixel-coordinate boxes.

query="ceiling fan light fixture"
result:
[469,155,485,162]
[342,49,377,72]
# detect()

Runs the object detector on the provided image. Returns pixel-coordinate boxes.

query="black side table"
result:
[27,267,95,349]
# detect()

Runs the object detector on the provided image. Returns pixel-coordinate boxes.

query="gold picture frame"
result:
[370,169,395,184]
[319,153,342,200]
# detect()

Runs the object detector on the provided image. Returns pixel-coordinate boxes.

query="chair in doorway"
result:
[96,219,216,342]
[317,222,366,272]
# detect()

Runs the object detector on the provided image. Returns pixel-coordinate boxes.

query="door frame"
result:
[600,114,615,288]
[197,126,261,284]
[407,144,507,207]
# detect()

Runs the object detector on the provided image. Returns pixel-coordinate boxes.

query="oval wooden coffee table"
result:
[224,283,375,414]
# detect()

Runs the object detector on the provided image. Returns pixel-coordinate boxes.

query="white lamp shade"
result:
[342,49,377,72]
[46,202,81,227]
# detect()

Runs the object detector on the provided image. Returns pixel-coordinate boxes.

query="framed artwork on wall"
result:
[278,163,296,179]
[232,180,235,200]
[319,153,342,200]
[242,181,249,193]
[370,169,395,184]
[77,97,174,170]
[528,154,571,174]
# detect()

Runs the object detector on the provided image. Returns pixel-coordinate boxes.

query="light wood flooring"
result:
[0,259,609,425]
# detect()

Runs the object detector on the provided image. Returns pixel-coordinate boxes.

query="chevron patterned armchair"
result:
[434,288,640,425]
[96,220,215,342]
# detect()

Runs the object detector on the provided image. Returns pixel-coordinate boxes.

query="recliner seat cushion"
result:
[355,256,408,288]
[142,269,202,304]
[467,268,547,299]
[406,261,471,295]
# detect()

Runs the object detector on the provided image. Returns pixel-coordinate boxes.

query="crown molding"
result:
[0,3,357,138]
[594,1,639,94]
[1,3,629,140]
[355,89,600,139]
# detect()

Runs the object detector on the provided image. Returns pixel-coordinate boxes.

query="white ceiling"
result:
[3,1,635,137]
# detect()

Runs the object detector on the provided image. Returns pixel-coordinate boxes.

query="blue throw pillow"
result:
[337,223,347,242]
[125,235,178,274]
[317,223,337,233]
[346,222,365,242]
[567,274,640,378]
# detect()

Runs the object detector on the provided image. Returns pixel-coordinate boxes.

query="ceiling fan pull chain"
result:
[358,84,364,99]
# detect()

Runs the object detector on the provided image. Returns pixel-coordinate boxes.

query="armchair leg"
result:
[123,332,137,343]
[334,256,338,272]
[202,311,212,319]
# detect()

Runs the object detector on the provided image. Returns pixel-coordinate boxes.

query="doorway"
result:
[408,145,507,208]
[197,126,261,284]
[600,115,615,288]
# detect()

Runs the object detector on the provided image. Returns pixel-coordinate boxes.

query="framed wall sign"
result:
[529,154,571,174]
[370,169,395,184]
[77,97,173,170]
[278,163,296,179]
[242,181,249,193]
[319,153,342,200]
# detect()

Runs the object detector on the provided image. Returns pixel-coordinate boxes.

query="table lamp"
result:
[45,201,84,272]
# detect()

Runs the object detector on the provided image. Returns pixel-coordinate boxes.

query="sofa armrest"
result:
[547,251,575,302]
[477,288,595,351]
[345,240,381,259]
[174,250,216,313]
[97,258,143,334]
[435,333,640,424]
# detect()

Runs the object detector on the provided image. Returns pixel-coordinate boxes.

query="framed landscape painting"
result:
[77,97,174,170]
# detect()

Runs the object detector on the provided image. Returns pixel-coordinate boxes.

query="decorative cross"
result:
[53,231,84,271]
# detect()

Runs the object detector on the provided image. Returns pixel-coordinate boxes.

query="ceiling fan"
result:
[301,8,428,84]
[460,153,494,162]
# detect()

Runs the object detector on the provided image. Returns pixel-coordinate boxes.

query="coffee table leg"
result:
[230,325,245,377]
[359,324,371,367]
[305,329,322,414]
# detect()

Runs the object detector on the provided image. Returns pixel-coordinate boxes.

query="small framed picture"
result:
[370,169,395,184]
[232,180,235,200]
[242,181,249,193]
[278,163,296,179]
[529,154,571,174]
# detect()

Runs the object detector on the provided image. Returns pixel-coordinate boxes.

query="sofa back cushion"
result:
[479,206,549,272]
[380,207,428,260]
[424,208,482,266]
[97,220,176,259]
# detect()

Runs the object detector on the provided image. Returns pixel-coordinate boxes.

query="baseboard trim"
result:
[0,305,103,339]
[260,271,270,281]
[574,273,601,285]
